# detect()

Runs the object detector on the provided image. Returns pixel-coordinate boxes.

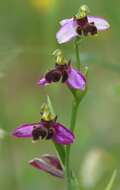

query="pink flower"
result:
[56,15,110,44]
[12,117,74,145]
[37,61,86,91]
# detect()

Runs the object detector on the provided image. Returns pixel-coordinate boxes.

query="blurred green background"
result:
[0,0,120,190]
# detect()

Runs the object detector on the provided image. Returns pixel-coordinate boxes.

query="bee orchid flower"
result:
[12,103,74,145]
[37,49,86,91]
[56,5,110,44]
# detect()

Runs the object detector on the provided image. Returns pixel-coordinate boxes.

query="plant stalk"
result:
[66,99,80,190]
[65,38,81,190]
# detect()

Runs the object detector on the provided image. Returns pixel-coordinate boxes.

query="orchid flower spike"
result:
[29,154,64,178]
[12,102,74,145]
[56,4,110,44]
[37,49,86,91]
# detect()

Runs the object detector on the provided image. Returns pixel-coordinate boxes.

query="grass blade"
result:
[105,170,117,190]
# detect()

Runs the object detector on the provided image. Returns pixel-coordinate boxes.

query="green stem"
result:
[54,143,65,168]
[70,99,80,132]
[66,99,80,190]
[65,38,82,190]
[74,38,81,70]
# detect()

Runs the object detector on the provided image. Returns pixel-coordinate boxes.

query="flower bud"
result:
[29,154,64,178]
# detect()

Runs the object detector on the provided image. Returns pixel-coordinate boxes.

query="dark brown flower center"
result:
[32,120,55,141]
[45,69,61,83]
[75,16,97,36]
[45,63,70,83]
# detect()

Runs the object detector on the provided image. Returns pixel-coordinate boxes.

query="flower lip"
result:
[32,125,54,141]
[29,154,64,178]
[32,119,56,141]
[45,69,62,83]
[74,15,97,36]
[45,62,70,84]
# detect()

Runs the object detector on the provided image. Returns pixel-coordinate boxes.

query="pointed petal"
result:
[66,68,86,90]
[59,18,73,26]
[88,16,110,31]
[56,20,78,44]
[12,123,40,138]
[53,123,74,145]
[37,77,49,86]
[29,154,64,178]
